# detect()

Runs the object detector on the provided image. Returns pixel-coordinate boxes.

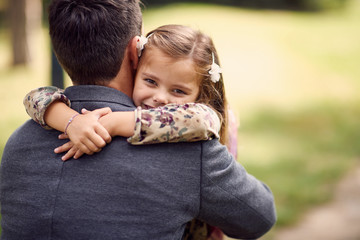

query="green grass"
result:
[238,102,360,227]
[1,1,360,237]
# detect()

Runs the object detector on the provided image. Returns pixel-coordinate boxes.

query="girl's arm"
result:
[77,103,220,145]
[56,103,220,158]
[24,87,112,158]
[127,103,220,145]
[24,87,220,158]
[54,109,135,161]
[53,103,221,160]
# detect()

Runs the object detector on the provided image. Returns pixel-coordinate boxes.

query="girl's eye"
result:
[173,89,186,95]
[144,78,157,86]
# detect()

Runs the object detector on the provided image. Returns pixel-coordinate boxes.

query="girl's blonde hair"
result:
[144,25,228,145]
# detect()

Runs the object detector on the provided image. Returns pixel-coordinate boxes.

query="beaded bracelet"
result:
[64,113,80,135]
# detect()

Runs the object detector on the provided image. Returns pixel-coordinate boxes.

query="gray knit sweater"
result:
[0,85,276,240]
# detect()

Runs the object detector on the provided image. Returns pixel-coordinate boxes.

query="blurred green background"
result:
[0,0,360,239]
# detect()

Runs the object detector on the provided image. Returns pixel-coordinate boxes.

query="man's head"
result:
[49,0,142,85]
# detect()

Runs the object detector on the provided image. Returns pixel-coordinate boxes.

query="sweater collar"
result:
[64,85,135,107]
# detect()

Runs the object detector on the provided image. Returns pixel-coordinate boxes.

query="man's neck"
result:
[71,79,132,98]
[105,61,135,98]
[106,79,132,98]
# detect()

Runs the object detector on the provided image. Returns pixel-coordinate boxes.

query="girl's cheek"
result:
[173,98,185,105]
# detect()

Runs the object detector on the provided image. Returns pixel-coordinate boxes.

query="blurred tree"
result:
[8,0,42,66]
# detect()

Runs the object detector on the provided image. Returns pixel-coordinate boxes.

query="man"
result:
[0,0,276,239]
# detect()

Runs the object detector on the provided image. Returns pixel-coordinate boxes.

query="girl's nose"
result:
[153,93,168,106]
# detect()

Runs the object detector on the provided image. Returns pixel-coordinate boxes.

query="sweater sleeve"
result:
[23,86,70,129]
[198,140,277,239]
[127,103,220,145]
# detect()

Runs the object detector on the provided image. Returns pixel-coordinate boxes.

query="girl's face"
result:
[132,48,200,109]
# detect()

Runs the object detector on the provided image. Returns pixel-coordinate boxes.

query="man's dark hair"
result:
[49,0,142,85]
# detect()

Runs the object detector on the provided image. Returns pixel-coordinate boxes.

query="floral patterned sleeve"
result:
[23,86,70,129]
[127,103,220,145]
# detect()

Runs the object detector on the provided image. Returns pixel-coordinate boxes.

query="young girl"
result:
[24,24,238,240]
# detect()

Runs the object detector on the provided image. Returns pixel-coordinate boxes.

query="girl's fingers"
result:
[58,133,69,140]
[57,136,101,156]
[77,138,99,154]
[55,141,97,161]
[73,150,85,159]
[93,107,112,118]
[81,108,89,114]
[61,147,78,161]
[83,127,108,149]
[54,141,74,154]
[81,107,111,117]
[95,125,112,144]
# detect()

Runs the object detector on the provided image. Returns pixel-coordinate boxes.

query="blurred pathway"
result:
[225,163,360,240]
[273,163,360,240]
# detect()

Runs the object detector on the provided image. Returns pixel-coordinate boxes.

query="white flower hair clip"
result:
[208,52,222,83]
[136,35,148,57]
[136,33,155,57]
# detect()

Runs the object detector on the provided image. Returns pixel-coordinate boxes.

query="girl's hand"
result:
[54,139,85,161]
[56,107,113,159]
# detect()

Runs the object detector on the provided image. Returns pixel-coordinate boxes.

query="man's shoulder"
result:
[173,139,227,154]
[4,120,57,149]
[200,139,235,169]
[8,120,38,139]
[166,139,231,164]
[201,139,229,153]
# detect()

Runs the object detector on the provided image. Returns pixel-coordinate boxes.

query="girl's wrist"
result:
[64,113,80,135]
[44,101,78,132]
[112,111,135,137]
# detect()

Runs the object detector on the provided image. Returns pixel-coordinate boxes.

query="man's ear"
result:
[128,36,140,70]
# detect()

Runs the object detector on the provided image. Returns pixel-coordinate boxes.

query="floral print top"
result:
[23,86,71,130]
[23,87,220,144]
[129,103,220,145]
